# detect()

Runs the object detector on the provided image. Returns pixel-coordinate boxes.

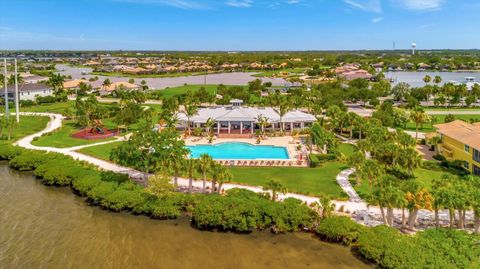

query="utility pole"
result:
[3,58,8,120]
[14,58,19,123]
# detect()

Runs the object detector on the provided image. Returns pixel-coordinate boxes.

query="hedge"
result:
[315,216,365,246]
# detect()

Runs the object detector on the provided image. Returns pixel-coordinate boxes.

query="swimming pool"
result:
[187,142,289,160]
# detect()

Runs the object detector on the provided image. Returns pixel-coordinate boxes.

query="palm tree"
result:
[205,117,215,138]
[256,114,269,136]
[47,73,66,96]
[186,159,198,193]
[198,154,213,192]
[410,108,428,140]
[423,75,432,85]
[216,168,232,194]
[102,78,112,90]
[184,102,198,136]
[319,195,335,218]
[398,148,422,176]
[263,180,287,201]
[433,75,442,85]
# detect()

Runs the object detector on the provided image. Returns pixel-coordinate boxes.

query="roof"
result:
[1,83,52,93]
[102,82,139,92]
[63,79,89,89]
[177,106,316,124]
[434,120,480,150]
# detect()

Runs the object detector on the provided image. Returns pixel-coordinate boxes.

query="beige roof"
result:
[435,120,480,150]
[103,82,139,92]
[63,79,88,89]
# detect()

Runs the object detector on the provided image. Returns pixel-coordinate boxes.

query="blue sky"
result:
[1,0,479,50]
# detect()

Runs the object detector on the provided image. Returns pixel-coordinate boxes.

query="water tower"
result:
[411,43,417,55]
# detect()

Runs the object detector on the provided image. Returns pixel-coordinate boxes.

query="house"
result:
[63,79,89,89]
[176,99,316,138]
[0,83,53,101]
[100,81,139,95]
[432,120,480,175]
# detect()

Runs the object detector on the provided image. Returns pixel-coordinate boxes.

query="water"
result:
[57,64,286,89]
[187,142,290,160]
[0,164,370,269]
[385,71,480,87]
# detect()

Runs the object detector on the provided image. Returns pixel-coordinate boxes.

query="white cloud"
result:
[372,17,383,23]
[225,0,254,8]
[343,0,382,13]
[392,0,445,10]
[111,0,208,9]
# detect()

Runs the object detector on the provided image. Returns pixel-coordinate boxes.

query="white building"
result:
[0,83,53,101]
[176,99,316,137]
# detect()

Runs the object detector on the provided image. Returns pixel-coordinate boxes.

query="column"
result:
[290,122,294,132]
[228,121,231,134]
[240,122,243,134]
[217,122,220,135]
[301,122,305,129]
[251,121,254,134]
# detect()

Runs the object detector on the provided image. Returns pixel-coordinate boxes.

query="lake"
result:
[0,164,370,269]
[385,71,480,87]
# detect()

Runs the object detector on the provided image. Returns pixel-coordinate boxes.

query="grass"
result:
[252,68,308,78]
[351,167,447,199]
[404,114,480,132]
[1,116,50,142]
[156,84,221,99]
[77,141,123,160]
[338,143,357,158]
[31,120,116,148]
[228,162,349,199]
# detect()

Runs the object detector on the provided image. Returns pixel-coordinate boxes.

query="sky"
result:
[1,0,479,51]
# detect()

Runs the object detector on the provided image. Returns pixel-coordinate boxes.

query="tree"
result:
[256,114,270,136]
[184,101,198,136]
[404,182,433,230]
[310,123,337,153]
[128,78,135,84]
[348,151,366,185]
[409,108,429,140]
[319,195,335,218]
[186,159,198,193]
[433,75,442,85]
[145,174,175,196]
[47,73,66,96]
[263,180,287,201]
[198,154,213,192]
[102,78,112,90]
[392,82,411,101]
[110,129,189,180]
[423,75,432,85]
[397,148,422,176]
[140,80,149,91]
[268,92,290,134]
[205,117,215,138]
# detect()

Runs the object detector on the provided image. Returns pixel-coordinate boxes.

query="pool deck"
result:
[184,136,309,167]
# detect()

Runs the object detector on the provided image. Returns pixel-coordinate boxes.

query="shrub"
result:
[87,181,118,203]
[309,154,320,168]
[72,175,103,195]
[316,216,364,246]
[102,187,146,212]
[150,197,182,219]
[0,144,24,160]
[9,151,53,171]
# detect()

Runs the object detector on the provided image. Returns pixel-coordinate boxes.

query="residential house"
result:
[0,83,53,101]
[433,120,480,175]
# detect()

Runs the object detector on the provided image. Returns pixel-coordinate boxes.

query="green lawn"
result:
[228,162,349,199]
[404,114,480,132]
[1,116,50,141]
[351,167,447,199]
[0,101,76,115]
[252,68,308,78]
[156,84,220,98]
[31,120,116,148]
[77,141,123,160]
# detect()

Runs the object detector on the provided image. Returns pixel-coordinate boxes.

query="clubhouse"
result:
[176,99,316,137]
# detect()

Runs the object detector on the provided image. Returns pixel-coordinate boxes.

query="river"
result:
[0,164,370,269]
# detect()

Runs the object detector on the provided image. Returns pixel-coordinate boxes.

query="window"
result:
[465,145,470,152]
[464,161,469,170]
[474,149,480,163]
[474,165,480,176]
